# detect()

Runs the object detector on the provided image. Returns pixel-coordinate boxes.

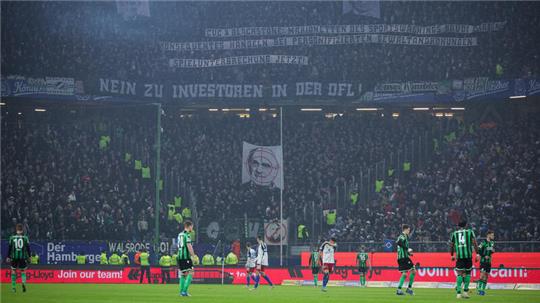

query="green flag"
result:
[99,139,107,149]
[173,213,183,224]
[142,167,151,179]
[444,132,456,142]
[124,153,132,162]
[388,169,394,177]
[182,207,192,219]
[167,205,175,221]
[496,63,504,76]
[403,162,411,172]
[375,180,384,192]
[350,192,358,205]
[134,160,142,170]
[174,196,182,208]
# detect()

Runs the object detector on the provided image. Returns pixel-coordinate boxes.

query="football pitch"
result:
[2,284,540,303]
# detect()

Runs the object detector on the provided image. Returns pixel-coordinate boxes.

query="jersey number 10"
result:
[14,238,24,250]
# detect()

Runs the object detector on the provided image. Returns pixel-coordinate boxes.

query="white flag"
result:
[343,0,380,19]
[242,142,283,189]
[264,219,289,246]
[116,1,150,20]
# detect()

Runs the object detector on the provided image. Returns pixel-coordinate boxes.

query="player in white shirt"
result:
[245,242,257,288]
[252,235,274,290]
[319,237,337,292]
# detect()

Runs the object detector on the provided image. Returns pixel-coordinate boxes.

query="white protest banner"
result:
[204,22,506,38]
[161,34,477,52]
[169,55,308,68]
[242,142,284,190]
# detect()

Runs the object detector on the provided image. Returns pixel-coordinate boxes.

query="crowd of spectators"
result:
[1,1,539,91]
[332,116,540,245]
[2,105,539,246]
[1,1,539,247]
[1,107,158,241]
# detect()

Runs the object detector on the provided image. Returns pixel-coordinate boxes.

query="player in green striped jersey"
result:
[396,224,415,296]
[450,220,479,299]
[477,230,495,296]
[7,223,31,293]
[308,246,321,287]
[177,221,195,297]
[356,246,370,287]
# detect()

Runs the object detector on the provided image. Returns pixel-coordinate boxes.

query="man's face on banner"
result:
[246,147,280,186]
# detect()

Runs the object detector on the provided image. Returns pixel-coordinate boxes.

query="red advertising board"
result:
[301,252,540,268]
[2,266,540,285]
[2,253,540,285]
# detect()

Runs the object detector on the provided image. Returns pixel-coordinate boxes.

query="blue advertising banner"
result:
[2,74,539,104]
[1,240,107,265]
[1,240,176,265]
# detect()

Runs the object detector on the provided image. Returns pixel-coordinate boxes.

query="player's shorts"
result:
[11,259,28,270]
[246,266,256,273]
[358,266,367,274]
[398,258,414,272]
[480,262,492,273]
[256,264,267,272]
[323,263,335,273]
[455,258,472,272]
[311,267,320,275]
[178,259,193,273]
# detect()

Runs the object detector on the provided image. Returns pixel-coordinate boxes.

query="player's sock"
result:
[477,280,484,291]
[179,275,185,293]
[314,275,318,286]
[463,274,471,292]
[247,274,251,286]
[262,275,273,286]
[21,272,27,285]
[483,279,488,291]
[322,273,329,288]
[11,272,16,289]
[408,272,415,288]
[183,274,192,293]
[254,275,260,288]
[397,273,406,289]
[362,276,366,286]
[456,275,463,294]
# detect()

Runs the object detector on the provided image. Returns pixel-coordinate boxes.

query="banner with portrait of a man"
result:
[241,142,284,190]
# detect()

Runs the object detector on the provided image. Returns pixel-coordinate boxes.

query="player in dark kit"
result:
[7,223,31,293]
[308,245,321,287]
[177,221,196,297]
[450,220,479,299]
[396,224,415,296]
[356,246,370,287]
[477,230,495,296]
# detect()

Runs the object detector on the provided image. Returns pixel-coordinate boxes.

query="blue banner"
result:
[2,75,539,104]
[383,239,394,252]
[1,240,107,265]
[1,240,176,265]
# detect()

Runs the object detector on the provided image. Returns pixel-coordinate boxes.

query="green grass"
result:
[2,284,540,303]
